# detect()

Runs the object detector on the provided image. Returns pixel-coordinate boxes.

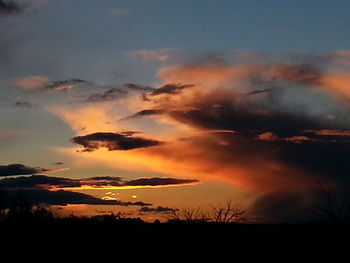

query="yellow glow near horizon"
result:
[46,181,201,192]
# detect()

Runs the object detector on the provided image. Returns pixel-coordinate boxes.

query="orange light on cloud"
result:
[50,56,350,199]
[304,129,350,136]
[321,73,350,98]
[11,75,50,90]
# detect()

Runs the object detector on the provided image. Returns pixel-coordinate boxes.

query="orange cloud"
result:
[304,129,350,136]
[52,52,350,201]
[157,64,255,92]
[321,73,350,98]
[11,75,50,90]
[58,133,312,195]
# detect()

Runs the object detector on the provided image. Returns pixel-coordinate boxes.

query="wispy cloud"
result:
[0,163,67,177]
[129,48,184,63]
[11,76,50,90]
[85,88,128,102]
[121,109,165,121]
[44,78,92,92]
[14,100,35,108]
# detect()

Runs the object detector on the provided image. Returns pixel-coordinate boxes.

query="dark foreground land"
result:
[1,217,349,257]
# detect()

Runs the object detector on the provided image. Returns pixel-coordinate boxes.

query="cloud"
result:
[50,50,350,222]
[71,132,163,152]
[119,131,143,136]
[245,89,274,96]
[0,174,81,188]
[125,177,199,187]
[0,0,23,16]
[109,54,350,193]
[0,174,199,190]
[44,79,92,92]
[11,76,51,90]
[129,48,182,63]
[122,83,154,92]
[139,206,176,214]
[0,163,67,177]
[151,84,194,96]
[85,88,128,102]
[121,109,165,120]
[249,192,310,223]
[0,175,157,207]
[84,83,156,102]
[14,100,35,108]
[2,188,151,207]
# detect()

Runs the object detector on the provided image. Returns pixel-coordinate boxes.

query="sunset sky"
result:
[1,0,350,222]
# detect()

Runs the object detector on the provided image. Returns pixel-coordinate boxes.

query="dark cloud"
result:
[0,0,23,16]
[80,176,123,187]
[121,109,165,120]
[151,84,194,96]
[0,175,154,207]
[139,206,176,213]
[250,192,311,223]
[0,175,199,190]
[168,102,333,138]
[126,177,199,186]
[123,83,154,92]
[159,63,350,139]
[39,80,156,103]
[0,175,80,189]
[0,164,53,177]
[119,131,143,136]
[44,79,92,92]
[0,174,200,207]
[14,100,34,108]
[134,56,350,223]
[53,162,64,165]
[71,132,163,152]
[273,63,322,86]
[273,140,350,182]
[245,89,274,96]
[85,88,128,102]
[2,188,151,207]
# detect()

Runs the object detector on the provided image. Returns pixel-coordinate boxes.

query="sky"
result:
[1,0,350,222]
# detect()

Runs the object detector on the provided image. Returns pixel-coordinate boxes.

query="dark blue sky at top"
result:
[2,0,350,84]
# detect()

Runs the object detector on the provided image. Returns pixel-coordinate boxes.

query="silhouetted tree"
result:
[211,199,246,223]
[31,205,54,220]
[311,183,350,222]
[0,185,9,219]
[7,189,33,220]
[182,207,210,223]
[167,200,246,223]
